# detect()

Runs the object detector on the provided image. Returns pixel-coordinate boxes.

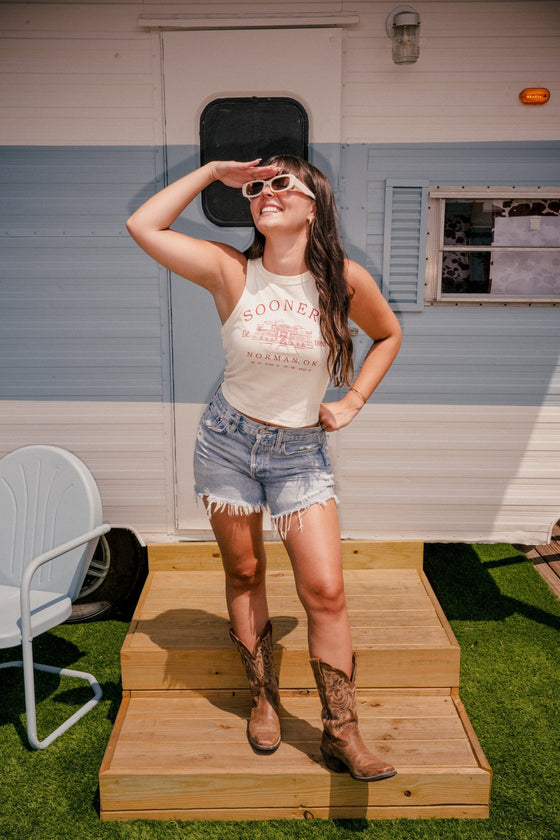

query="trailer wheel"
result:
[67,528,147,623]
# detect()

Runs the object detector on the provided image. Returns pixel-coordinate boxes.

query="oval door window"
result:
[200,96,309,227]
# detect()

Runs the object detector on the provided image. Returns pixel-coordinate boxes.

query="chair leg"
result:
[0,653,102,750]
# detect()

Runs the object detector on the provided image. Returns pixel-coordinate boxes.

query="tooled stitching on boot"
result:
[231,622,279,707]
[311,657,356,735]
[259,626,280,706]
[311,656,396,779]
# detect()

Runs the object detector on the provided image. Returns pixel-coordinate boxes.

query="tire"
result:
[67,528,147,623]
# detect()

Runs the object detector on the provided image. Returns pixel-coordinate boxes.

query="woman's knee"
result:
[224,557,266,592]
[298,577,346,618]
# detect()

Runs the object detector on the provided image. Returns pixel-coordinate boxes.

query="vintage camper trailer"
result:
[1,1,559,612]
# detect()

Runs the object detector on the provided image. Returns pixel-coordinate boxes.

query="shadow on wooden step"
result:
[124,608,300,689]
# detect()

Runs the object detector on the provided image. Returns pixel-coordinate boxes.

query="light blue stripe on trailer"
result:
[1,142,559,410]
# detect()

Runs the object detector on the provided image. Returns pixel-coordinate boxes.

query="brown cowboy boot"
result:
[310,654,397,781]
[230,620,281,752]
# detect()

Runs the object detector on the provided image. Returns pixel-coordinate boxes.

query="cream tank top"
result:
[221,258,331,427]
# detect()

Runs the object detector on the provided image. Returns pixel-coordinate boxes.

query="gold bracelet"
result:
[349,386,367,405]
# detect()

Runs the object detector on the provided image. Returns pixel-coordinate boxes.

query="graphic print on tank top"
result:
[240,293,326,373]
[221,259,331,427]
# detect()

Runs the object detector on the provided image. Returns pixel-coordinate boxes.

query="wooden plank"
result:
[126,622,450,650]
[120,691,464,729]
[147,540,424,571]
[129,569,436,620]
[117,714,468,748]
[531,559,560,599]
[530,540,560,562]
[101,804,490,821]
[134,591,434,616]
[99,763,490,810]
[100,768,490,812]
[526,537,560,598]
[452,691,493,776]
[135,568,427,596]
[99,690,130,778]
[121,647,460,691]
[418,570,461,651]
[124,688,456,710]
[131,609,441,630]
[109,742,479,772]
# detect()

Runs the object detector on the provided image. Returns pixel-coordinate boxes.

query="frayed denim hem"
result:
[271,494,339,540]
[195,492,338,539]
[196,492,265,520]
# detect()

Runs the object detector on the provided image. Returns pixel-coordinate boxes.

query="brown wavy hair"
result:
[244,155,353,387]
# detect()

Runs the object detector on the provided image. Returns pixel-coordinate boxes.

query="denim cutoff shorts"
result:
[193,387,336,537]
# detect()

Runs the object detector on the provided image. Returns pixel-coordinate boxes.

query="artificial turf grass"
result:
[0,543,559,840]
[423,542,560,840]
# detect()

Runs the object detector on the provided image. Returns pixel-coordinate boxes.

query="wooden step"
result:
[121,568,461,691]
[147,540,424,572]
[99,688,491,821]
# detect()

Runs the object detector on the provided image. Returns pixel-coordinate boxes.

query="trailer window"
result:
[425,189,560,303]
[200,97,309,227]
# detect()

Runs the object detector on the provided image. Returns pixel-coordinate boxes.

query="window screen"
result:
[441,198,560,297]
[200,97,309,227]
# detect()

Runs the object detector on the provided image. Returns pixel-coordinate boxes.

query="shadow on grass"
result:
[423,543,560,631]
[0,633,123,750]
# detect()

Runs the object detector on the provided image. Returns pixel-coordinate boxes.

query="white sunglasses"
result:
[242,173,315,200]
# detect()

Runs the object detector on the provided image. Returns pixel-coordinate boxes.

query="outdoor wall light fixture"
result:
[386,5,421,64]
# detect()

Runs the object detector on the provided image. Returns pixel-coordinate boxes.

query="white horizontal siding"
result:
[5,1,558,145]
[0,6,156,145]
[335,404,560,544]
[342,1,560,142]
[1,401,174,536]
[174,399,560,543]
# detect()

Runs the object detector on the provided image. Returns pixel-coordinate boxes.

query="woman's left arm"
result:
[319,260,402,431]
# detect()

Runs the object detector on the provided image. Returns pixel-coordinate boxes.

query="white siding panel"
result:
[335,404,560,544]
[3,0,558,144]
[0,24,155,145]
[0,37,149,75]
[1,4,142,34]
[342,1,560,142]
[1,401,174,536]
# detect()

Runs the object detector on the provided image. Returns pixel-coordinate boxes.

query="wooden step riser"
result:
[101,771,491,815]
[147,540,424,572]
[121,648,460,691]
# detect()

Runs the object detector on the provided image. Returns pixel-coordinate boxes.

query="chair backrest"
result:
[0,445,103,600]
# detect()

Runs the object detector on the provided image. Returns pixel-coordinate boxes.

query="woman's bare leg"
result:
[281,498,353,676]
[282,499,396,780]
[208,503,281,751]
[207,504,269,649]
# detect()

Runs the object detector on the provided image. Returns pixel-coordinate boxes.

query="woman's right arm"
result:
[126,160,277,297]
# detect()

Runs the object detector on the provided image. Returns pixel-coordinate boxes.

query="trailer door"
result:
[161,28,343,533]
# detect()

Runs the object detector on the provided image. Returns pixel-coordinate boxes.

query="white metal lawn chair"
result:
[0,445,110,749]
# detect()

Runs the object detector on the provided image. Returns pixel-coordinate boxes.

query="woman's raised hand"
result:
[210,159,279,190]
[126,158,281,298]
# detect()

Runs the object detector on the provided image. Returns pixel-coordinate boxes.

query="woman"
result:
[127,156,401,782]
